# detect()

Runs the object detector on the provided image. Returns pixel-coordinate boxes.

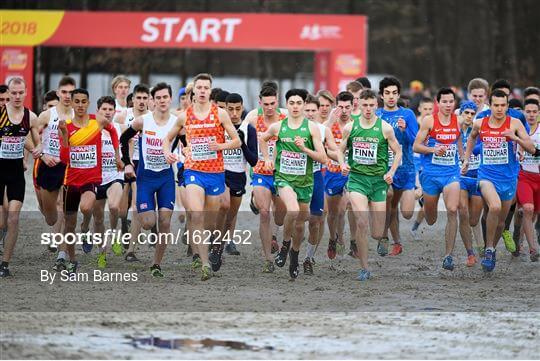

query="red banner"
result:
[0,46,34,109]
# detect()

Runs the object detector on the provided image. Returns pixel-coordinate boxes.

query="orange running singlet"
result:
[184,104,225,173]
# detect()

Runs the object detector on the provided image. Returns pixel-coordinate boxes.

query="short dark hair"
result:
[71,88,89,99]
[379,76,401,95]
[126,93,133,104]
[285,88,308,102]
[151,82,172,97]
[508,98,523,110]
[0,85,8,94]
[58,76,76,88]
[524,86,540,99]
[524,98,539,108]
[305,94,320,108]
[489,89,508,103]
[43,90,59,103]
[359,89,378,100]
[336,91,354,104]
[356,77,372,89]
[226,93,243,104]
[261,81,278,91]
[133,84,150,95]
[97,95,116,109]
[259,86,277,98]
[210,88,222,102]
[436,87,456,102]
[193,73,213,85]
[491,79,512,92]
[215,90,230,103]
[419,96,434,105]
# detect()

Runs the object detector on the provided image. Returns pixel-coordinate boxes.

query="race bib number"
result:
[353,140,378,165]
[280,150,307,175]
[0,136,25,159]
[482,142,508,165]
[258,139,276,160]
[102,151,117,174]
[522,145,540,166]
[388,145,403,167]
[70,145,97,169]
[469,154,481,170]
[432,143,457,166]
[223,148,243,167]
[191,136,217,161]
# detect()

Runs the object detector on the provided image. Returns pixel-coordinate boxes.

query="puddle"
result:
[129,336,274,351]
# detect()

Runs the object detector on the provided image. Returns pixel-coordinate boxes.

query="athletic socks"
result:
[412,221,420,232]
[57,251,67,260]
[306,243,316,259]
[466,248,475,256]
[290,248,299,265]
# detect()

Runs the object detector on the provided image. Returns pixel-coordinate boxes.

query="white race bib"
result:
[353,140,378,165]
[482,142,508,165]
[70,145,97,169]
[0,136,25,159]
[191,136,217,161]
[280,150,307,175]
[432,143,457,166]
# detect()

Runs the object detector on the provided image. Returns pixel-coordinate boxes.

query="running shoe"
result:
[211,246,224,272]
[124,252,139,262]
[0,265,10,277]
[357,269,371,281]
[52,258,66,272]
[111,240,123,256]
[389,243,403,256]
[348,240,358,258]
[274,240,291,267]
[289,258,300,279]
[530,249,539,262]
[303,257,314,275]
[481,249,496,272]
[327,238,337,260]
[81,234,93,254]
[150,264,164,278]
[377,237,389,257]
[271,235,279,254]
[209,242,222,265]
[201,265,212,281]
[249,194,259,215]
[442,255,454,271]
[66,261,78,275]
[191,254,202,271]
[502,230,516,253]
[466,254,477,267]
[225,242,240,256]
[262,260,275,273]
[410,227,421,241]
[97,253,107,269]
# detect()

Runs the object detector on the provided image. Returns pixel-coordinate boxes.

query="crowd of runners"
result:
[0,73,538,281]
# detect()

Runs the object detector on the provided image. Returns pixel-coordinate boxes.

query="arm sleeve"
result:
[120,126,138,165]
[104,123,119,150]
[242,124,259,167]
[405,110,419,145]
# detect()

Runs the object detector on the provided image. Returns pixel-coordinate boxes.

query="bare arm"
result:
[298,121,327,164]
[214,108,241,151]
[413,115,434,155]
[505,118,536,154]
[259,122,280,170]
[461,120,480,174]
[338,122,352,175]
[163,114,185,164]
[324,126,339,162]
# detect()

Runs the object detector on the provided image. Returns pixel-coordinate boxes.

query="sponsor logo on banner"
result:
[300,24,342,40]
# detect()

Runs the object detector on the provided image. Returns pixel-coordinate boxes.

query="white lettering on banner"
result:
[300,24,342,40]
[141,17,242,44]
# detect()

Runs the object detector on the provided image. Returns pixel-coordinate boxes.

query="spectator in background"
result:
[210,87,223,104]
[126,93,133,108]
[215,90,230,109]
[408,80,425,115]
